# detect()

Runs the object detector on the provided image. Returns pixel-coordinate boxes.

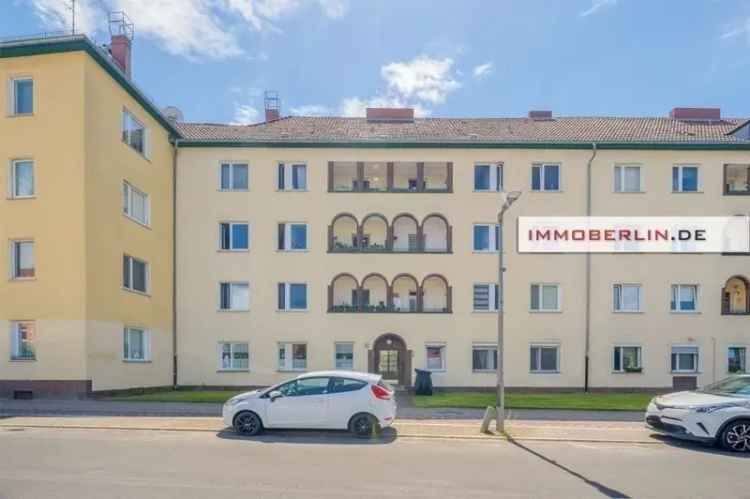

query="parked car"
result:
[645,375,750,452]
[223,371,396,437]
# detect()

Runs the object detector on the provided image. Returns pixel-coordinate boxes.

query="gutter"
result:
[172,138,181,388]
[584,142,597,392]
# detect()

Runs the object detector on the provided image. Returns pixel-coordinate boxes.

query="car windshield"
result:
[699,377,750,397]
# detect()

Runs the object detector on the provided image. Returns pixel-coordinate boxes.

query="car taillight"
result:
[371,384,392,400]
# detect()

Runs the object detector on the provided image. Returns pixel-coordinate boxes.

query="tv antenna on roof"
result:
[65,0,76,34]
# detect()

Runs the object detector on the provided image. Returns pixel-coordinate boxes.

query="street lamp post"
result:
[481,190,522,434]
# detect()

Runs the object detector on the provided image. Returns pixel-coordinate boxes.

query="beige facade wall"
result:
[176,146,750,389]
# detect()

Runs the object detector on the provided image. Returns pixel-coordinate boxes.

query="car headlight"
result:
[693,402,746,414]
[225,396,246,407]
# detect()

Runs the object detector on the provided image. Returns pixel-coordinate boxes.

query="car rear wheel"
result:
[721,420,750,453]
[233,411,263,436]
[349,413,381,438]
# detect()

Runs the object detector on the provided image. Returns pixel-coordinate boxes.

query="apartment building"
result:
[1,33,749,397]
[0,33,176,397]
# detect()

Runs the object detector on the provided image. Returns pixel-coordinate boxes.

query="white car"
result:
[223,371,397,437]
[645,375,750,452]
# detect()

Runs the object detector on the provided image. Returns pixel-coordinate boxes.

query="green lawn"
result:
[412,392,653,411]
[107,390,243,403]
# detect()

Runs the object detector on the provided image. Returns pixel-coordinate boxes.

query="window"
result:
[122,109,147,156]
[10,160,34,198]
[277,377,330,396]
[219,162,249,190]
[670,284,698,312]
[10,240,34,279]
[122,181,149,226]
[474,164,502,191]
[671,346,699,373]
[426,345,446,371]
[122,255,148,293]
[330,377,367,393]
[278,163,307,191]
[613,284,642,312]
[473,224,500,252]
[334,342,354,369]
[530,345,559,373]
[277,223,308,251]
[728,347,747,374]
[10,321,35,360]
[10,77,33,115]
[278,282,308,311]
[614,165,642,192]
[123,327,150,362]
[219,342,249,370]
[472,345,497,372]
[530,283,560,311]
[278,342,307,371]
[219,282,249,311]
[219,222,249,250]
[613,346,642,372]
[473,283,500,311]
[531,163,560,191]
[672,165,699,192]
[724,164,750,195]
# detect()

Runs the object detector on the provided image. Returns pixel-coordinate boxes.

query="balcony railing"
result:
[329,214,452,253]
[328,274,452,313]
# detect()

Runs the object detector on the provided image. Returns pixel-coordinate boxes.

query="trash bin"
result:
[414,369,433,396]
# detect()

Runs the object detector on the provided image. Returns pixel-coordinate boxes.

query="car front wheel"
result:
[349,413,381,438]
[233,411,263,436]
[721,420,750,453]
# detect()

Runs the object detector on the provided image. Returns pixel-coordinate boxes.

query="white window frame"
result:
[122,326,151,362]
[670,284,699,313]
[10,321,36,361]
[473,224,500,253]
[472,343,497,372]
[530,344,560,373]
[122,108,149,158]
[219,221,250,251]
[10,239,35,280]
[277,282,309,311]
[671,345,700,373]
[122,181,150,227]
[9,159,35,199]
[473,163,503,192]
[672,164,701,193]
[613,164,644,193]
[278,162,308,191]
[278,342,308,371]
[473,283,500,312]
[727,345,747,374]
[219,162,250,191]
[531,163,562,192]
[530,283,561,312]
[425,343,446,372]
[278,222,309,251]
[218,282,250,312]
[612,345,643,373]
[122,254,150,295]
[9,76,33,116]
[334,342,354,370]
[612,283,643,313]
[218,341,250,371]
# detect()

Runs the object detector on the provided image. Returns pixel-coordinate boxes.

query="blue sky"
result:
[5,0,750,123]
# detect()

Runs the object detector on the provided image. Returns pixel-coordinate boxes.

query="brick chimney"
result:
[528,110,552,119]
[110,34,132,77]
[669,107,721,121]
[366,108,414,122]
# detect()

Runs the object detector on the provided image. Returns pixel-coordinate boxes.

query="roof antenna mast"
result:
[66,0,76,34]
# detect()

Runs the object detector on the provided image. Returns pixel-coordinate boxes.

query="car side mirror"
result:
[268,390,283,401]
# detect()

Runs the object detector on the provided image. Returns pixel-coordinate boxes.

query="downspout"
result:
[584,142,597,392]
[172,138,181,388]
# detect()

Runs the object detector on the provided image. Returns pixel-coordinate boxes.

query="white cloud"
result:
[338,96,430,118]
[231,104,261,125]
[290,104,333,116]
[29,0,349,60]
[472,62,494,79]
[720,17,750,42]
[381,55,460,105]
[579,0,617,17]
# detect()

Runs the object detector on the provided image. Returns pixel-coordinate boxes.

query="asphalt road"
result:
[0,427,747,499]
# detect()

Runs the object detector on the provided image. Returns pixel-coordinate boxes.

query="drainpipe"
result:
[584,142,597,392]
[172,138,181,388]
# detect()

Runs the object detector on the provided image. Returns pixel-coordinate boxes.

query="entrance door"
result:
[378,349,400,385]
[371,333,410,387]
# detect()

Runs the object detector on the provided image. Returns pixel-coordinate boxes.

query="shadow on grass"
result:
[215,426,398,445]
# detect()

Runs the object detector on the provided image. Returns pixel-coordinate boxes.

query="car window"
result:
[278,377,330,397]
[330,377,367,394]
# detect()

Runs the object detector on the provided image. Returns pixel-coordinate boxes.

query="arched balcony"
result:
[422,214,451,253]
[391,274,419,312]
[392,214,420,252]
[328,273,452,313]
[330,213,358,251]
[361,214,388,252]
[360,273,389,311]
[723,276,750,315]
[422,274,451,313]
[329,273,359,312]
[328,213,452,253]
